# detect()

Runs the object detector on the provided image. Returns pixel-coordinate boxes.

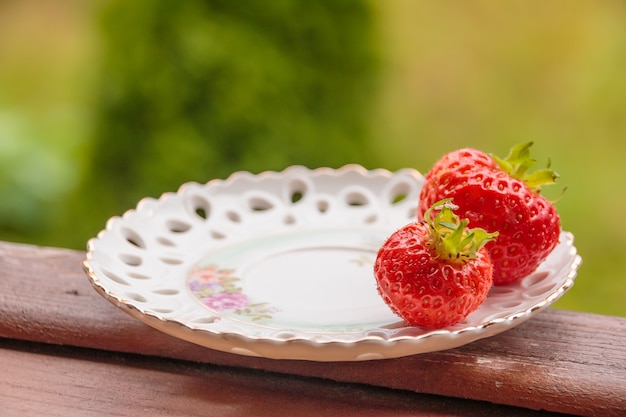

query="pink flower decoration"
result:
[203,292,249,312]
[189,265,234,283]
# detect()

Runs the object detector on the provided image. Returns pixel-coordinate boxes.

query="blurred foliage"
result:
[370,0,626,317]
[1,0,625,317]
[56,0,382,248]
[0,0,94,241]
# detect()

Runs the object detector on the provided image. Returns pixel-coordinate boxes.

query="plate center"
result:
[243,246,392,327]
[187,229,400,331]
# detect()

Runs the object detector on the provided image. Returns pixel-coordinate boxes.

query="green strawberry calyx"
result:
[490,141,559,193]
[424,199,498,264]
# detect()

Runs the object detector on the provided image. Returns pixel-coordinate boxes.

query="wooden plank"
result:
[0,339,569,417]
[1,240,625,416]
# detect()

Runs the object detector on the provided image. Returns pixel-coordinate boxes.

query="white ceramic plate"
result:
[84,165,581,361]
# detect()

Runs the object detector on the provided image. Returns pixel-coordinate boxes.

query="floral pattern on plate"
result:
[188,264,280,322]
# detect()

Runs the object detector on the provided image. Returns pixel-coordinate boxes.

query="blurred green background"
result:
[1,0,624,317]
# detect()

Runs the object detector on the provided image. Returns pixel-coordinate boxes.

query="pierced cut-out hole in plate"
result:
[489,286,517,296]
[364,213,378,224]
[127,272,150,280]
[152,288,181,295]
[524,271,551,288]
[210,230,226,239]
[166,219,192,233]
[190,195,211,221]
[159,257,184,265]
[391,193,407,204]
[248,196,274,212]
[388,181,414,205]
[152,308,174,314]
[102,269,130,286]
[119,254,142,267]
[494,301,524,310]
[287,178,309,204]
[291,191,304,203]
[317,199,329,213]
[121,227,146,249]
[125,292,147,303]
[157,236,177,247]
[526,283,559,298]
[226,211,242,223]
[345,191,369,207]
[191,316,220,324]
[195,208,208,220]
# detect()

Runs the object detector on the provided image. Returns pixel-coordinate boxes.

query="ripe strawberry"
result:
[374,199,497,329]
[418,142,561,285]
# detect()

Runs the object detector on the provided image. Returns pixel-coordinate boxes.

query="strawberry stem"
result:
[424,199,498,263]
[490,141,559,193]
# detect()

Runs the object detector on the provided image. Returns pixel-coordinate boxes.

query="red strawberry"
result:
[418,142,561,285]
[374,199,497,328]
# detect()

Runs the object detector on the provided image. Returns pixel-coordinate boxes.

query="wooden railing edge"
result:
[1,240,625,417]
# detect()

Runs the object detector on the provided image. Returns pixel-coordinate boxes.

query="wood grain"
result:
[1,339,568,417]
[1,241,625,416]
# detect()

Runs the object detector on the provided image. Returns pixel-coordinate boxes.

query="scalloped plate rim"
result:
[83,164,581,361]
